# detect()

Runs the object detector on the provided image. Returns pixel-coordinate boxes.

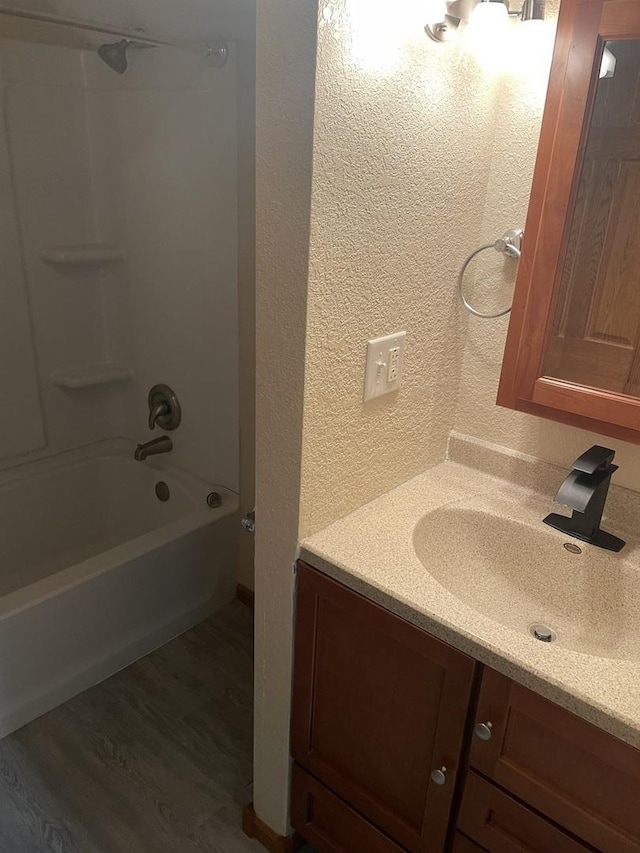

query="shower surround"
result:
[0,32,240,733]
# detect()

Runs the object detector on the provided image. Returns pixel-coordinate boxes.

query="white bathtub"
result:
[0,439,239,737]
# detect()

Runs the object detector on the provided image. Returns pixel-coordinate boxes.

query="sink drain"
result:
[563,542,582,554]
[529,623,556,643]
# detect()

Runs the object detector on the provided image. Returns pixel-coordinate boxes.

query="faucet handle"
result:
[149,401,169,430]
[147,384,181,431]
[571,445,616,475]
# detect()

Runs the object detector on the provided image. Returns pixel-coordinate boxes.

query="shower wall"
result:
[0,77,43,459]
[84,45,239,490]
[0,37,239,491]
[0,41,128,464]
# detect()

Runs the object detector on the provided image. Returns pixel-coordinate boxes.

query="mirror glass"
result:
[543,40,640,395]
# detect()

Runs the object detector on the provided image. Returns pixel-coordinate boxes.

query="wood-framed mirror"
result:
[498,0,640,443]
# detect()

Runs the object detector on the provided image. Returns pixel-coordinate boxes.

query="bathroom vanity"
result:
[290,439,640,853]
[291,563,639,853]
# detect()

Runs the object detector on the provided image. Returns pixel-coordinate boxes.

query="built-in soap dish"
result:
[51,363,133,389]
[39,243,125,265]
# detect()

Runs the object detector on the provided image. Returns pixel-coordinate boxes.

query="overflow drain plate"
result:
[155,481,170,502]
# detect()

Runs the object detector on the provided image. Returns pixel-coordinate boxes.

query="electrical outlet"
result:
[364,332,406,402]
[388,347,400,383]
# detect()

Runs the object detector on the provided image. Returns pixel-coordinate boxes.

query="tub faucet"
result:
[134,436,173,461]
[543,445,625,552]
[149,400,170,430]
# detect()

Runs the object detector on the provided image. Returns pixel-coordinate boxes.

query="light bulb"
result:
[467,0,509,34]
[507,15,555,102]
[462,1,509,72]
[425,0,448,25]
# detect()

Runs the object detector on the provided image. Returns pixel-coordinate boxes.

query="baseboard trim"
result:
[236,583,255,611]
[242,803,303,852]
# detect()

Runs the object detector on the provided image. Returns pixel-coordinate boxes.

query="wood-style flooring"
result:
[0,601,311,853]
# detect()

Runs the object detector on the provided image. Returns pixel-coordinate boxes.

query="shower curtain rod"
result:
[0,5,223,56]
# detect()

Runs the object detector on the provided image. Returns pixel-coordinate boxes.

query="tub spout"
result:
[134,436,173,461]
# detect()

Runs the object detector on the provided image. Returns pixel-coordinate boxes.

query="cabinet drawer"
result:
[452,832,486,852]
[470,668,640,853]
[291,763,404,853]
[459,772,591,853]
[292,563,476,852]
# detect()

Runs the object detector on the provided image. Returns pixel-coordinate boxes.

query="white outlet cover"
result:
[364,331,406,402]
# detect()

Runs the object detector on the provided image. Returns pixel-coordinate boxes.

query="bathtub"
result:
[0,439,239,737]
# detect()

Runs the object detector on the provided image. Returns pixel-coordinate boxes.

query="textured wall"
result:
[253,0,317,835]
[454,5,640,491]
[298,0,501,537]
[255,0,505,833]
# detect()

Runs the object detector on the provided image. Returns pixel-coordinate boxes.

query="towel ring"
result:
[457,228,523,319]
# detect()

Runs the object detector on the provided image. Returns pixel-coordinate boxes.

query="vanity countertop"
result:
[298,434,640,749]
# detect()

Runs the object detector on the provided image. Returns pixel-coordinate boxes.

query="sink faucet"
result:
[134,435,173,461]
[543,445,625,552]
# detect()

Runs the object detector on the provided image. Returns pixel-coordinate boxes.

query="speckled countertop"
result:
[298,433,640,749]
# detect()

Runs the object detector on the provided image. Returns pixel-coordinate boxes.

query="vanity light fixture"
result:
[520,0,545,24]
[425,0,545,44]
[425,0,469,43]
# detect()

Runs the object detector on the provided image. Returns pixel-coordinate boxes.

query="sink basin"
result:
[413,506,640,661]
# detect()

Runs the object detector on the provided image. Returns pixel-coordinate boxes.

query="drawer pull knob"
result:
[474,721,493,741]
[430,766,447,786]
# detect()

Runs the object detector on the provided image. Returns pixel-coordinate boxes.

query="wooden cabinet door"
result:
[498,0,640,442]
[291,563,476,853]
[469,668,640,853]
